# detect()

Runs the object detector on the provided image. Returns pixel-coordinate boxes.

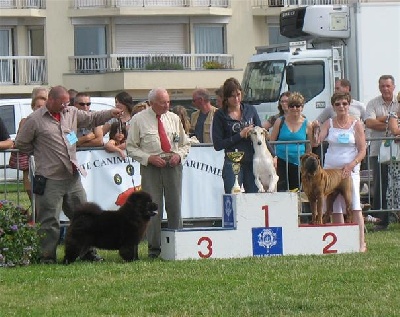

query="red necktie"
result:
[157,114,171,152]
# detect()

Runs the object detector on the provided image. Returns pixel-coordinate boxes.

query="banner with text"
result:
[77,146,224,219]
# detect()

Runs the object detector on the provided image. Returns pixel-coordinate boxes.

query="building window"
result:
[29,27,44,56]
[74,26,106,56]
[0,29,12,83]
[194,25,224,54]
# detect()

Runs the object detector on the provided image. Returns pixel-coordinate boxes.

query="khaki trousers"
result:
[140,164,183,255]
[36,174,86,261]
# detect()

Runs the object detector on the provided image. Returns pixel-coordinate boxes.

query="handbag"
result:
[9,151,29,171]
[378,139,400,164]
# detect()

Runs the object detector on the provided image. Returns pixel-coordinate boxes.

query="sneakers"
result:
[364,214,381,223]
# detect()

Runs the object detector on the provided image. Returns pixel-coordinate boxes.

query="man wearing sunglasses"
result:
[74,92,104,147]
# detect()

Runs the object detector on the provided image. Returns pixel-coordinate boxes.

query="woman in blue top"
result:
[270,92,312,191]
[212,77,276,193]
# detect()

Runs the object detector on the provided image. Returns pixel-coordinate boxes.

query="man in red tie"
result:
[127,88,190,258]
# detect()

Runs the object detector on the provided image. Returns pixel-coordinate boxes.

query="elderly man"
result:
[126,87,190,258]
[365,75,399,231]
[15,85,122,263]
[190,88,217,143]
[74,92,104,147]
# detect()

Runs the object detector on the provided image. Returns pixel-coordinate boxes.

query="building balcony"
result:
[69,0,231,17]
[0,0,46,17]
[62,53,239,94]
[0,56,47,87]
[69,53,234,73]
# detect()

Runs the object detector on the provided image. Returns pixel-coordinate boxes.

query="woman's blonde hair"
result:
[288,92,305,107]
[132,101,148,116]
[172,105,191,134]
[31,96,47,110]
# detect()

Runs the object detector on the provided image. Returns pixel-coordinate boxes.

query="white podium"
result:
[161,192,360,260]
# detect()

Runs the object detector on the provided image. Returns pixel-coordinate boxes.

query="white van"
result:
[0,97,115,140]
[0,97,115,181]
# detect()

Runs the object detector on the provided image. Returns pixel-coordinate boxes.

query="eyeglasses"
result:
[192,97,200,103]
[288,104,302,108]
[334,102,349,107]
[78,102,91,107]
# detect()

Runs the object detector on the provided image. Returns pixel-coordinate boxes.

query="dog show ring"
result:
[226,150,244,194]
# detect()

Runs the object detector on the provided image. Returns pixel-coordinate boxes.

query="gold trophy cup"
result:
[226,150,245,194]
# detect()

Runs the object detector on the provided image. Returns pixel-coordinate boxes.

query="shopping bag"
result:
[9,151,29,170]
[378,139,400,164]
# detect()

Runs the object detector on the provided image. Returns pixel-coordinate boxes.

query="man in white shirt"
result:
[126,87,190,258]
[365,75,399,231]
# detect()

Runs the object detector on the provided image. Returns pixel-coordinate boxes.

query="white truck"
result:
[241,2,400,122]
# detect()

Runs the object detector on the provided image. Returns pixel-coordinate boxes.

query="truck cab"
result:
[242,5,350,122]
[242,44,339,122]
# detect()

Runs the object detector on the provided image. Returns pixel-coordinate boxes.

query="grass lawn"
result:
[1,186,399,316]
[0,223,399,316]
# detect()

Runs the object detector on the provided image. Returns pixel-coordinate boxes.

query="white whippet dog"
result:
[249,126,279,193]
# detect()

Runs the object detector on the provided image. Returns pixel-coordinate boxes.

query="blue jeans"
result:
[222,158,258,194]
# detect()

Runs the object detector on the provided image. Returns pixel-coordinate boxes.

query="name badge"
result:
[173,133,180,143]
[337,133,350,144]
[66,132,78,145]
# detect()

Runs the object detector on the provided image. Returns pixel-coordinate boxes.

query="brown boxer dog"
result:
[300,152,353,224]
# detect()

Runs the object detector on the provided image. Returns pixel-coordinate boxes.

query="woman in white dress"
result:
[317,92,367,252]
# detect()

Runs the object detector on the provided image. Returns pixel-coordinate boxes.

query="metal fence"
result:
[70,54,235,73]
[1,138,399,223]
[0,56,47,85]
[72,0,229,8]
[270,136,400,224]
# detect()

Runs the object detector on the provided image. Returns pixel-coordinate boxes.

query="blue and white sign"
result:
[252,227,283,256]
[222,195,235,228]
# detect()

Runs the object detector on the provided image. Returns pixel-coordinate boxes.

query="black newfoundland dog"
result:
[63,191,158,264]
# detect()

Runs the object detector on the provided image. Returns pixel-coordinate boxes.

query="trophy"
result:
[226,150,245,194]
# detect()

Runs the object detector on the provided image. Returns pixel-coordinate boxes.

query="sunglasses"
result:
[334,102,349,107]
[78,102,91,107]
[288,104,302,108]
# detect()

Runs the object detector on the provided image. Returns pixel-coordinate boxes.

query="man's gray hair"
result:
[148,87,168,102]
[379,75,395,85]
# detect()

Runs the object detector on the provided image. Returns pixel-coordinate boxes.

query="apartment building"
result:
[0,0,373,102]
